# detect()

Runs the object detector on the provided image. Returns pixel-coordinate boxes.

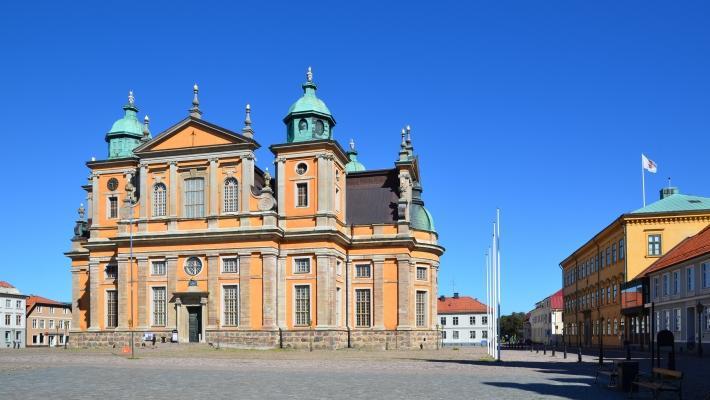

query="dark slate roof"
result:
[346,169,400,225]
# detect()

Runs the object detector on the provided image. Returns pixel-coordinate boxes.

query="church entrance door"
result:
[188,306,201,343]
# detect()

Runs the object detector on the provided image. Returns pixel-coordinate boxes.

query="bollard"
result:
[543,345,547,355]
[536,345,539,354]
[552,346,556,357]
[563,342,567,359]
[577,346,582,363]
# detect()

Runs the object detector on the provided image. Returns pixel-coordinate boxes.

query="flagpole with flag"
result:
[641,154,657,206]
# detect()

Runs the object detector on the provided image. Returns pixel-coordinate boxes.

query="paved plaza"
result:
[0,345,707,399]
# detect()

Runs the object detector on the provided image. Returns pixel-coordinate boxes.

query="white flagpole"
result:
[487,250,491,357]
[496,208,501,361]
[641,155,646,207]
[491,220,498,360]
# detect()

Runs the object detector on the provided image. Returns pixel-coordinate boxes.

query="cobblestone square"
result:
[1,346,683,400]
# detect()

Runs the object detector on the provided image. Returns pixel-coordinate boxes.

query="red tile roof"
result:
[0,281,15,288]
[437,296,487,314]
[550,289,563,310]
[640,224,710,277]
[26,295,69,314]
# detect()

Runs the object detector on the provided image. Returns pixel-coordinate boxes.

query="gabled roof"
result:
[631,194,710,214]
[550,289,563,310]
[26,295,70,314]
[0,281,15,288]
[133,116,258,155]
[639,224,710,276]
[437,296,487,314]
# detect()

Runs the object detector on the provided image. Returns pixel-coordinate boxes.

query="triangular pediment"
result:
[134,117,257,155]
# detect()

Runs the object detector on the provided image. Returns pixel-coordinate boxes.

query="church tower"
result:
[283,67,336,143]
[105,91,145,159]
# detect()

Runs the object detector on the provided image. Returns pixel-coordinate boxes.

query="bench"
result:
[595,363,618,388]
[631,368,683,399]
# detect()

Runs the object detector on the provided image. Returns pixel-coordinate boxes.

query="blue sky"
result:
[1,1,709,313]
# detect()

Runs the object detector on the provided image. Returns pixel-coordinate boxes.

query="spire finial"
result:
[406,125,411,143]
[242,103,253,138]
[307,66,313,83]
[401,128,406,146]
[189,83,202,118]
[349,138,356,151]
[142,115,151,142]
[128,90,135,105]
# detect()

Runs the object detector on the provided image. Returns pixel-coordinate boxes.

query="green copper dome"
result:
[105,91,144,159]
[284,67,336,143]
[409,183,436,232]
[345,139,366,173]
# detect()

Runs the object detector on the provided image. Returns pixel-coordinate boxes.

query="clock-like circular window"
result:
[107,177,119,191]
[314,120,325,136]
[184,257,203,276]
[296,162,308,175]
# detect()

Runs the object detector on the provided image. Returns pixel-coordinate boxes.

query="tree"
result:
[500,312,526,342]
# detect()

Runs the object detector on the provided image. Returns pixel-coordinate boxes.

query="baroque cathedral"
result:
[66,69,443,349]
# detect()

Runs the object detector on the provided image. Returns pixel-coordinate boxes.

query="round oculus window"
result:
[184,257,203,276]
[107,177,119,191]
[314,120,325,136]
[296,162,308,175]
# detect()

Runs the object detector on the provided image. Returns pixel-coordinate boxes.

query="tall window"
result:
[355,289,371,327]
[663,274,669,296]
[152,183,166,217]
[674,308,681,331]
[470,316,475,325]
[612,244,617,263]
[355,264,371,278]
[109,197,118,219]
[687,266,695,292]
[453,316,459,326]
[222,258,239,273]
[482,316,488,325]
[653,277,659,298]
[295,285,310,326]
[223,178,239,213]
[152,261,166,276]
[152,287,166,326]
[223,285,239,326]
[703,263,709,288]
[613,285,618,302]
[296,182,308,207]
[606,247,611,265]
[482,330,488,339]
[619,239,625,259]
[184,178,205,218]
[452,330,459,339]
[673,270,680,295]
[106,290,118,328]
[416,291,427,327]
[648,234,662,256]
[440,317,446,326]
[416,267,427,281]
[470,330,476,339]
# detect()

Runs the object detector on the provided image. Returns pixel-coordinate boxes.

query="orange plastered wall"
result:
[151,126,233,151]
[284,157,317,217]
[249,254,263,329]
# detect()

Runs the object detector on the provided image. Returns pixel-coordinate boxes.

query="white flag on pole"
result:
[642,154,657,173]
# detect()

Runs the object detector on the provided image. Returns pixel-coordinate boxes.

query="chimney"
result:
[453,292,459,299]
[438,295,445,301]
[660,187,679,200]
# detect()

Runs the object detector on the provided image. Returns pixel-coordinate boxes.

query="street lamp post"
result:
[121,185,139,359]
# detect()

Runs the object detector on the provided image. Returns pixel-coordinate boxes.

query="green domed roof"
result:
[287,85,332,116]
[409,183,436,232]
[108,105,143,136]
[105,92,144,159]
[345,139,366,173]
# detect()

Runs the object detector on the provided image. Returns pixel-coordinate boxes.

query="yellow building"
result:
[561,187,710,348]
[65,69,443,349]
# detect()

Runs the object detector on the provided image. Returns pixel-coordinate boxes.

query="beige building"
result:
[26,296,71,347]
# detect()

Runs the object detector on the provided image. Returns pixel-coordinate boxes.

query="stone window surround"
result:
[220,256,240,274]
[416,265,428,281]
[151,259,166,276]
[354,287,372,328]
[184,256,204,277]
[354,263,371,279]
[416,290,428,327]
[220,283,240,327]
[105,288,118,329]
[292,283,312,327]
[106,195,119,220]
[294,180,310,208]
[292,256,312,274]
[150,285,167,327]
[222,177,239,214]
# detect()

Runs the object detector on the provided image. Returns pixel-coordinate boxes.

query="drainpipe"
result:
[346,252,351,348]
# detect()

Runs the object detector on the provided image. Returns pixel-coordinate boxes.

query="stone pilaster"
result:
[88,262,99,330]
[316,154,327,214]
[71,268,82,330]
[316,255,332,327]
[90,174,99,237]
[168,161,178,231]
[373,258,385,329]
[410,261,417,327]
[276,158,286,218]
[239,254,251,328]
[346,260,353,329]
[430,265,438,329]
[207,254,219,327]
[117,258,130,329]
[397,258,411,329]
[262,253,277,329]
[139,163,148,219]
[240,154,254,218]
[137,258,148,329]
[208,157,218,217]
[276,256,286,328]
[166,256,178,328]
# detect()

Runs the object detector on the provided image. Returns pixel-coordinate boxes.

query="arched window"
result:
[152,183,166,217]
[223,178,238,213]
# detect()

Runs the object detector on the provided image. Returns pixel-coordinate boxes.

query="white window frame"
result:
[107,196,119,219]
[151,260,166,276]
[221,256,240,274]
[416,290,428,328]
[648,234,662,256]
[152,183,167,217]
[294,181,309,208]
[105,289,118,329]
[687,266,695,292]
[151,286,167,327]
[293,257,311,274]
[355,288,372,328]
[183,177,205,218]
[221,284,239,327]
[416,266,428,281]
[355,263,371,278]
[222,177,239,214]
[293,284,312,327]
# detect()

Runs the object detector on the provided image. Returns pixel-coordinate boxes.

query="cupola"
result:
[345,139,366,173]
[283,67,336,142]
[409,183,436,232]
[105,91,144,159]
